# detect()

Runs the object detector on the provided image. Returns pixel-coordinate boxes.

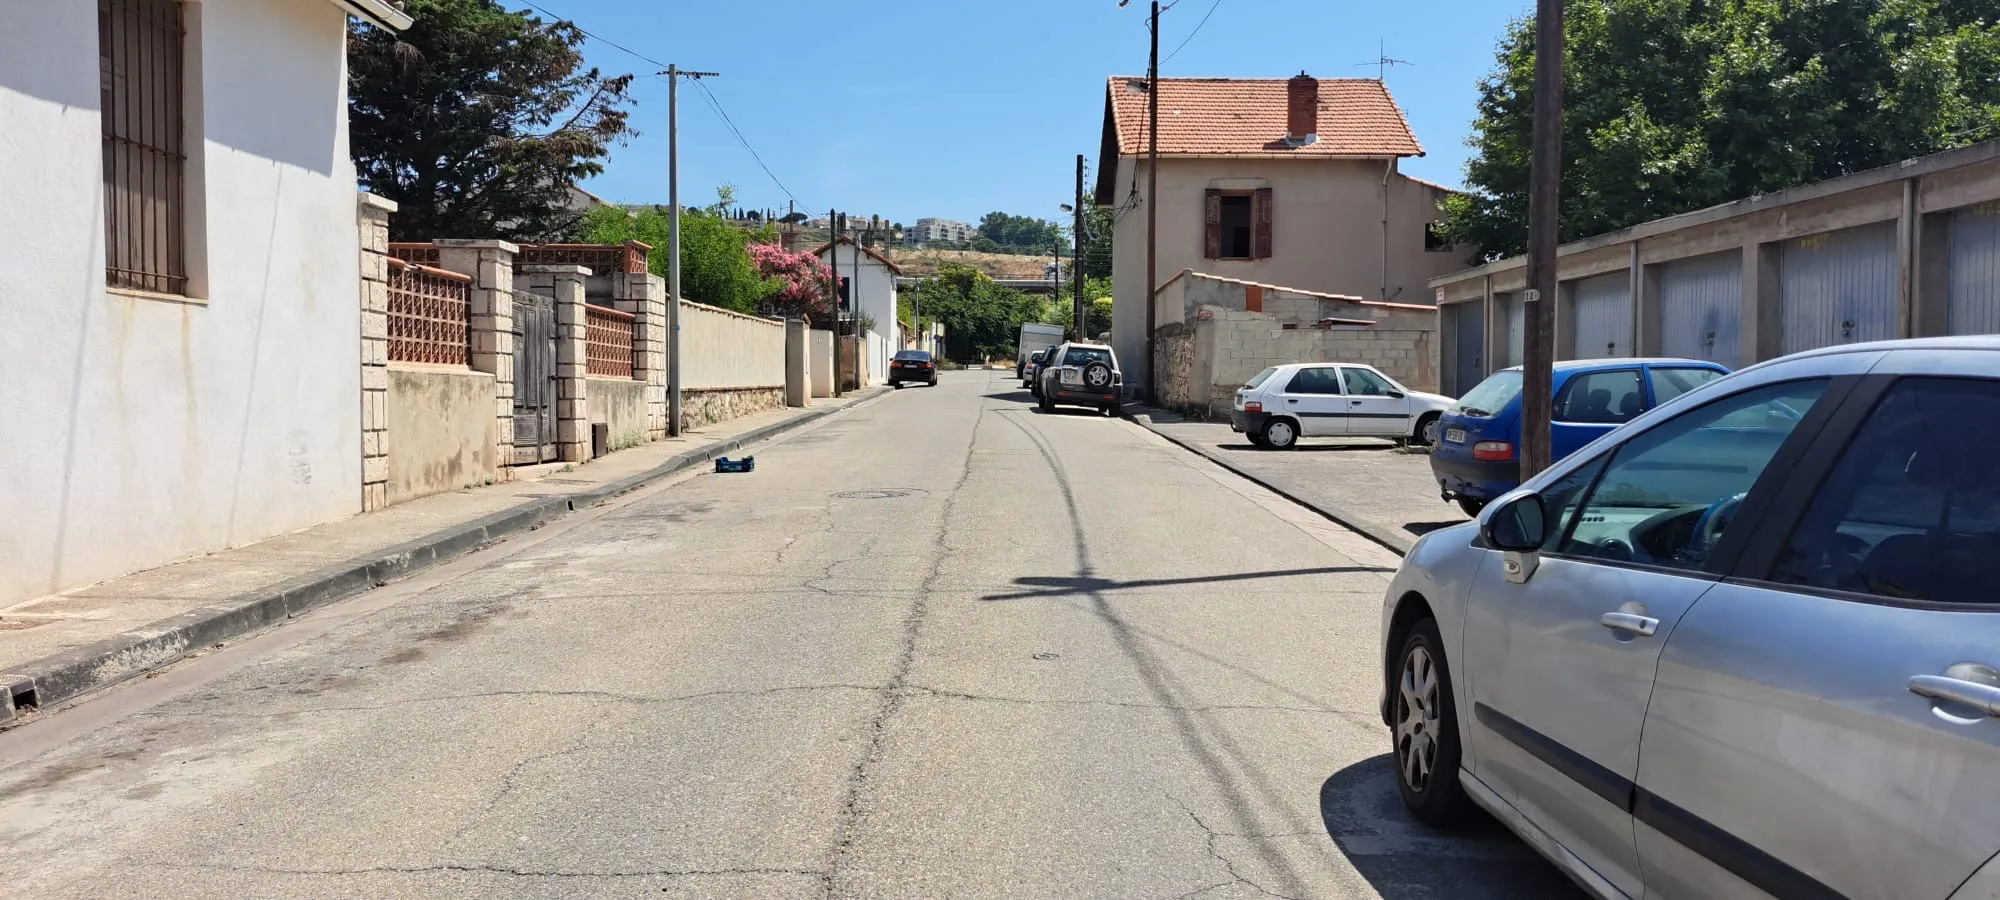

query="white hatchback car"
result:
[1231,362,1453,450]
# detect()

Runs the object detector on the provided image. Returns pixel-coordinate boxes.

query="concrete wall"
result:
[1,0,364,603]
[387,368,497,505]
[1429,140,2000,385]
[810,329,835,398]
[820,243,901,381]
[586,376,647,452]
[1160,305,1439,417]
[1110,156,1462,391]
[679,301,786,390]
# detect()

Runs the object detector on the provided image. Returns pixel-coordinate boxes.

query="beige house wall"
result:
[586,376,647,453]
[1110,156,1461,392]
[386,368,498,505]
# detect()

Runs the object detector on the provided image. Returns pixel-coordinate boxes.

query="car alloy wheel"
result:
[1395,645,1441,794]
[1419,415,1441,446]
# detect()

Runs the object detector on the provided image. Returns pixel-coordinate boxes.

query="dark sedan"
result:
[889,350,938,388]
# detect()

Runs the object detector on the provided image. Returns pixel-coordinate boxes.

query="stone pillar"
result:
[524,265,592,462]
[1741,241,1783,366]
[357,193,397,512]
[615,271,669,439]
[1916,211,1953,338]
[434,239,520,468]
[785,318,810,407]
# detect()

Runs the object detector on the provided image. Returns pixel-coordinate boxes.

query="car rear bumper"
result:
[1429,452,1518,501]
[1230,409,1271,433]
[1047,384,1119,405]
[890,368,935,381]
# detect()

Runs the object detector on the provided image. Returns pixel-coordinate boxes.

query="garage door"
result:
[1947,203,2000,335]
[1501,292,1525,367]
[1778,222,1898,356]
[1657,252,1743,370]
[1569,272,1632,360]
[1441,300,1486,396]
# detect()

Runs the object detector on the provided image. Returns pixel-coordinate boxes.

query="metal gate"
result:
[1779,222,1898,356]
[1442,300,1486,396]
[1658,252,1743,369]
[1569,272,1632,359]
[1947,203,2000,335]
[511,290,558,465]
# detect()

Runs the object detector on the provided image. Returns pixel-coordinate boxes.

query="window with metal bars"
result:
[99,0,189,296]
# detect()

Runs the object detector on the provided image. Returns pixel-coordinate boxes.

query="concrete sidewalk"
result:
[0,389,888,724]
[1128,408,1471,557]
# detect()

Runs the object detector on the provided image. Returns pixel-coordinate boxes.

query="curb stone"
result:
[1128,407,1415,558]
[0,388,890,725]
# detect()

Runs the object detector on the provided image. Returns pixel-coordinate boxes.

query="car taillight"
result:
[1472,441,1514,462]
[1244,401,1263,413]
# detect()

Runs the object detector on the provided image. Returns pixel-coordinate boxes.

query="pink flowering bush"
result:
[749,242,833,322]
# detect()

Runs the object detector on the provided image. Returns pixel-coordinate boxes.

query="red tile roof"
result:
[1104,76,1423,159]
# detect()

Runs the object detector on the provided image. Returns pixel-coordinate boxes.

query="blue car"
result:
[1430,358,1729,515]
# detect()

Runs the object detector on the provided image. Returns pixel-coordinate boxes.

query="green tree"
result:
[349,0,635,242]
[1443,0,2000,262]
[910,263,1039,361]
[975,211,1065,254]
[578,204,769,314]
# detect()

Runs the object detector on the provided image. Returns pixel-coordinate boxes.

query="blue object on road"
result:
[1430,359,1730,512]
[715,456,755,474]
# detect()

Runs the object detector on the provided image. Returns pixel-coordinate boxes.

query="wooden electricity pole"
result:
[1521,0,1565,480]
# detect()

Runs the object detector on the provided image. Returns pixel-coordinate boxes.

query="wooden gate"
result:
[511,290,558,465]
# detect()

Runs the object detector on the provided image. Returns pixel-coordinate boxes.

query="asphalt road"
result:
[0,370,1580,899]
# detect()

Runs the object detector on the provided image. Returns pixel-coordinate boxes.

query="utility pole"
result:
[663,64,719,437]
[1074,154,1086,339]
[1521,0,1565,479]
[829,208,841,397]
[1144,0,1161,402]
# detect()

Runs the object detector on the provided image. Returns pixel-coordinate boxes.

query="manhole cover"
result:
[834,489,923,500]
[0,620,49,631]
[1032,652,1060,661]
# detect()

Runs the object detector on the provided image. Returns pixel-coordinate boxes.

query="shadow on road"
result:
[1319,755,1586,899]
[1403,521,1466,538]
[981,567,1391,602]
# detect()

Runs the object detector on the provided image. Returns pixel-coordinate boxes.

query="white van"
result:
[1016,323,1065,381]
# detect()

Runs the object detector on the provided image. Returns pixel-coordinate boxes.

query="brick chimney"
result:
[1285,72,1319,146]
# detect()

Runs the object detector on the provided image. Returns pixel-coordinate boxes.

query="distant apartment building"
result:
[906,218,976,245]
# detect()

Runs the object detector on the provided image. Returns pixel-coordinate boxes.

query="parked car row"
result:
[1380,336,2000,900]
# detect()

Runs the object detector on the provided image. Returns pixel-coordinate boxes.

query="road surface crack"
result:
[901,684,1359,720]
[145,861,825,880]
[1171,797,1310,900]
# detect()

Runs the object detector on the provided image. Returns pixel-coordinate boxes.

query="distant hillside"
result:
[883,249,1056,281]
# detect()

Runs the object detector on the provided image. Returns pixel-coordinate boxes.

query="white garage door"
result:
[1569,272,1633,360]
[1778,222,1898,356]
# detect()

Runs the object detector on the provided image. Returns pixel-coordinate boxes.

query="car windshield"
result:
[1245,367,1279,390]
[1453,371,1523,417]
[1063,347,1112,367]
[893,351,930,361]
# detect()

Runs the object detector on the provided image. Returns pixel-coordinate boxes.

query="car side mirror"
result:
[1483,493,1547,552]
[1387,390,1406,399]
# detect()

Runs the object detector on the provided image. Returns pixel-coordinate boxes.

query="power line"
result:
[691,78,800,206]
[1162,0,1222,64]
[516,0,800,206]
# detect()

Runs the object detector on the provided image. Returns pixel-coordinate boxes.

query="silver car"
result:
[1379,336,2000,900]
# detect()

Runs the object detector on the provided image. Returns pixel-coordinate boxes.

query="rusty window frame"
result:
[99,0,189,296]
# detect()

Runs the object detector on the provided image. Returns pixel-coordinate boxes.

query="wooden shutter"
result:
[1252,188,1274,259]
[1203,189,1223,259]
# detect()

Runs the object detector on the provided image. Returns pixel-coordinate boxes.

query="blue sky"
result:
[532,0,1529,225]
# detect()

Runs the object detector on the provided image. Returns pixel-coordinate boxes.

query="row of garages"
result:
[1431,142,2000,396]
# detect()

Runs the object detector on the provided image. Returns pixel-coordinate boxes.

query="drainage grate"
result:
[834,489,925,500]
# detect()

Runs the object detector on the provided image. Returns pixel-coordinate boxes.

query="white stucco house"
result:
[1094,73,1469,393]
[816,237,903,384]
[0,0,411,605]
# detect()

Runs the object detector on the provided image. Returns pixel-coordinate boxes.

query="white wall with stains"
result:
[0,0,363,603]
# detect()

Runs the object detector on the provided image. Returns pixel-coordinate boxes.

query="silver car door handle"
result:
[1907,675,2000,717]
[1600,612,1660,637]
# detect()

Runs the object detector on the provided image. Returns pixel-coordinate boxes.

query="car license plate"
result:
[1060,369,1083,386]
[1445,428,1467,444]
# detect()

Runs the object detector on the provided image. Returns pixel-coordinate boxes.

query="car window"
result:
[1557,380,1832,571]
[1245,367,1280,390]
[1063,347,1111,367]
[1554,369,1644,424]
[1535,457,1612,552]
[1453,370,1522,416]
[1649,367,1724,405]
[894,351,930,361]
[1768,377,2000,606]
[1285,367,1341,395]
[1340,367,1399,396]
